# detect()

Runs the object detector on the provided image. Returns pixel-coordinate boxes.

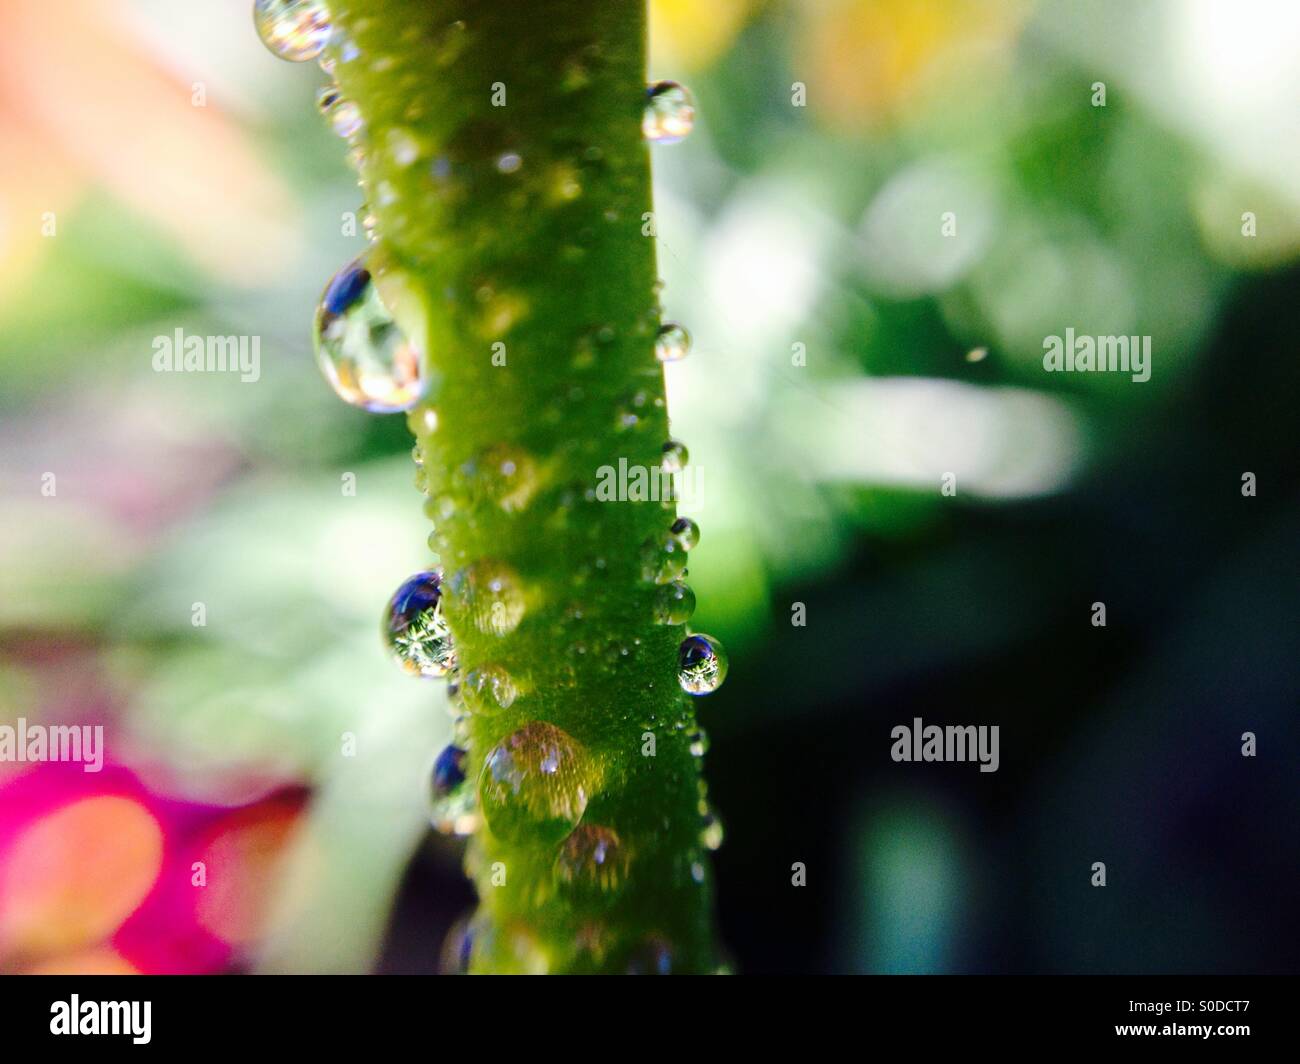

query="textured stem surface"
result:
[332,0,716,973]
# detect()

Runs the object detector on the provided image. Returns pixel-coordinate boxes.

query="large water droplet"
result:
[383,569,457,677]
[643,81,695,144]
[254,0,332,63]
[463,663,519,714]
[314,253,428,412]
[654,322,691,363]
[479,722,594,846]
[670,516,700,550]
[678,633,728,695]
[452,560,526,636]
[555,824,628,892]
[429,744,478,835]
[653,580,696,624]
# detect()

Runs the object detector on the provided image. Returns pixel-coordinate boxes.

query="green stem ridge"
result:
[330,1,717,973]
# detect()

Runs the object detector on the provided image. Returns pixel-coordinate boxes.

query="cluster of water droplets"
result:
[256,2,438,413]
[261,1,720,960]
[628,438,726,696]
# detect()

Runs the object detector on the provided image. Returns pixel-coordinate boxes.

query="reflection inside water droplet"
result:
[254,0,332,63]
[670,516,699,550]
[677,633,727,695]
[429,744,478,835]
[654,322,691,363]
[314,253,428,412]
[643,81,695,144]
[479,721,594,846]
[555,824,629,892]
[383,569,457,677]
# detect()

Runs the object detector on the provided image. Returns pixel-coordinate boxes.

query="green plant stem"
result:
[331,0,717,973]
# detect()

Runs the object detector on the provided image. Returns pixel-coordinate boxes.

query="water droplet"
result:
[639,533,688,585]
[328,99,363,139]
[549,163,584,204]
[314,253,428,412]
[460,444,539,513]
[452,560,526,635]
[496,151,523,174]
[479,721,594,846]
[254,0,332,63]
[316,85,341,114]
[677,633,727,695]
[383,569,457,677]
[463,663,519,714]
[700,811,724,850]
[687,726,709,757]
[555,824,629,892]
[670,516,700,550]
[373,128,412,168]
[643,81,695,144]
[407,405,438,435]
[450,713,471,746]
[660,439,689,474]
[429,744,478,835]
[654,322,691,363]
[653,580,696,624]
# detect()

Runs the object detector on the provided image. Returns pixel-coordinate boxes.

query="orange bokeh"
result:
[0,795,163,962]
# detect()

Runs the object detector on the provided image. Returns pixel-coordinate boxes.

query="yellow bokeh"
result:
[651,0,755,70]
[799,0,1031,128]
